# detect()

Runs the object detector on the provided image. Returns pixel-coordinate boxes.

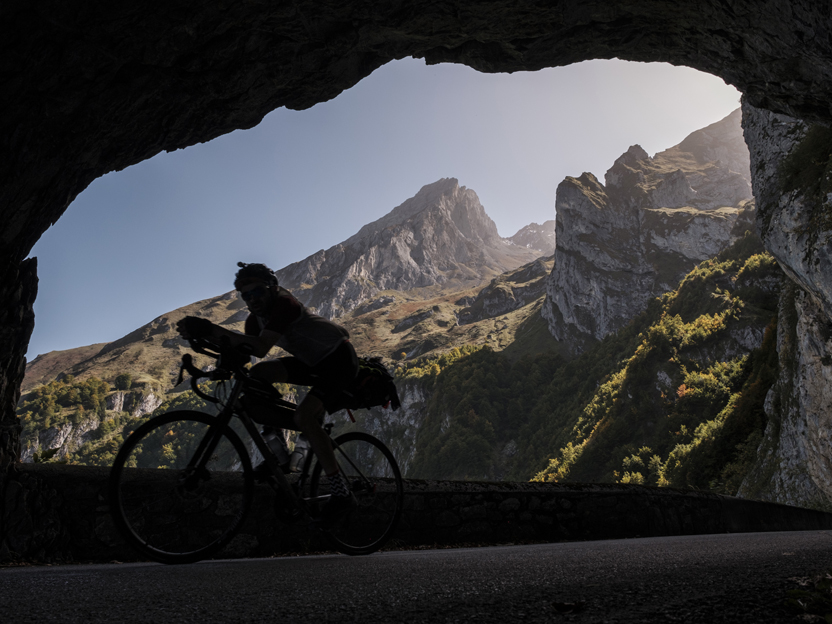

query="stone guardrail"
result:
[3,464,832,563]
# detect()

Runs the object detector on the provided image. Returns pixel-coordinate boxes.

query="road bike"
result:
[108,337,404,564]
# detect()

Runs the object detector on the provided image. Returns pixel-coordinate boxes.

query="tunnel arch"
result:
[2,0,831,466]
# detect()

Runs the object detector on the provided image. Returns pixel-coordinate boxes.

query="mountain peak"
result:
[277,179,538,318]
[345,177,498,246]
[505,220,556,255]
[672,108,749,179]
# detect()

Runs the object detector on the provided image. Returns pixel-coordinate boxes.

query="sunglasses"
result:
[240,286,268,302]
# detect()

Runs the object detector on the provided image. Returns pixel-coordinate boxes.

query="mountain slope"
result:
[276,178,541,318]
[354,233,781,489]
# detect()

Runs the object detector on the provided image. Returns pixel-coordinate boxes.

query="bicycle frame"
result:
[176,337,392,512]
[184,364,332,514]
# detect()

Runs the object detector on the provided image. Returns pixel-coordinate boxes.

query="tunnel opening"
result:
[4,3,832,560]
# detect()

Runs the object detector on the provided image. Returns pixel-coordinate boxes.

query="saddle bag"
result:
[343,357,401,411]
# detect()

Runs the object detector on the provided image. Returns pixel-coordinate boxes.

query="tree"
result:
[114,373,132,391]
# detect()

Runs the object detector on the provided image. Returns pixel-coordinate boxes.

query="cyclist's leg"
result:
[294,393,338,474]
[296,341,359,476]
[249,357,337,472]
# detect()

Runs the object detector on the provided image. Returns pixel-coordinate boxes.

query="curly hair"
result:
[234,262,278,289]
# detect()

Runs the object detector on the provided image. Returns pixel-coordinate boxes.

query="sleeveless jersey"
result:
[244,287,349,366]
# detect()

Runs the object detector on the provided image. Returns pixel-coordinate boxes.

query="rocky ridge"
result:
[542,108,756,354]
[504,220,555,255]
[276,178,541,318]
[457,256,553,326]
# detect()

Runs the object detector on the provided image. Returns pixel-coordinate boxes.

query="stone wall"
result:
[3,464,832,563]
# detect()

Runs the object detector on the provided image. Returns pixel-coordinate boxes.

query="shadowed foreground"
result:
[8,464,832,563]
[2,532,830,623]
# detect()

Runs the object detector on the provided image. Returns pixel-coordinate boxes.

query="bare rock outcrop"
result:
[741,101,832,322]
[505,221,556,256]
[542,109,756,353]
[738,283,832,509]
[348,380,431,477]
[19,416,100,463]
[733,100,832,508]
[458,256,553,325]
[276,178,539,318]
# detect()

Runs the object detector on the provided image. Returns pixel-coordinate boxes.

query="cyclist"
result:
[175,262,358,525]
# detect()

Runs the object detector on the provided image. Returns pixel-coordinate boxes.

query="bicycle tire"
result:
[309,431,404,556]
[109,410,254,564]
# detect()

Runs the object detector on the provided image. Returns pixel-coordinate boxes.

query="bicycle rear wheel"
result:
[309,431,404,556]
[109,410,253,564]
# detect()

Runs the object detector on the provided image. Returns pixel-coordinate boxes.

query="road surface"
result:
[3,531,831,622]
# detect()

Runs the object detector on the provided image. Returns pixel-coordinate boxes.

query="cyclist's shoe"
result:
[253,459,290,482]
[312,494,356,530]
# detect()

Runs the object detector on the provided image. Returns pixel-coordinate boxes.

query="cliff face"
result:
[738,283,832,508]
[741,102,832,323]
[276,178,540,318]
[735,101,832,508]
[542,109,756,353]
[457,256,553,326]
[348,380,431,477]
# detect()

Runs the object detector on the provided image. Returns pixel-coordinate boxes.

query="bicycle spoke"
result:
[310,432,403,556]
[109,411,253,564]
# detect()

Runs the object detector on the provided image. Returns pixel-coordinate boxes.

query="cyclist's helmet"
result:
[234,262,278,289]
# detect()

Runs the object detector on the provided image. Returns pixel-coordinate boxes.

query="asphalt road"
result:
[3,531,832,623]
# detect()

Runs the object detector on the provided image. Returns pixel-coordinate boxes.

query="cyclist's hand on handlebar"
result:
[177,316,215,340]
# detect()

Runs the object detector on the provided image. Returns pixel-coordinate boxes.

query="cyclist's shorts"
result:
[280,340,359,414]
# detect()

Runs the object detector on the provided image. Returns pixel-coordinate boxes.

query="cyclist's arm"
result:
[208,325,280,359]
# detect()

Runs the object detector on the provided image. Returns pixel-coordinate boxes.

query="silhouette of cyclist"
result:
[176,262,357,525]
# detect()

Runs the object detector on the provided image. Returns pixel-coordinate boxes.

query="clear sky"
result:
[26,58,741,359]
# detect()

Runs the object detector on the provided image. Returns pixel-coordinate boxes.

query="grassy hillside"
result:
[17,255,555,465]
[22,256,555,392]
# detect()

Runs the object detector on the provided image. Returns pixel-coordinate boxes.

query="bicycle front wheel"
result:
[310,431,404,556]
[109,410,253,564]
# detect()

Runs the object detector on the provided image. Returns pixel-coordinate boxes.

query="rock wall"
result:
[737,101,832,508]
[19,417,100,464]
[542,110,756,353]
[741,100,832,322]
[350,380,432,476]
[739,283,832,508]
[17,389,163,465]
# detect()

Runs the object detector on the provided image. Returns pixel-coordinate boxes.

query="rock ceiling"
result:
[2,0,832,265]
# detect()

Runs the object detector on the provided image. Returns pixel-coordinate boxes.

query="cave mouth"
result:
[5,0,831,473]
[26,58,741,363]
